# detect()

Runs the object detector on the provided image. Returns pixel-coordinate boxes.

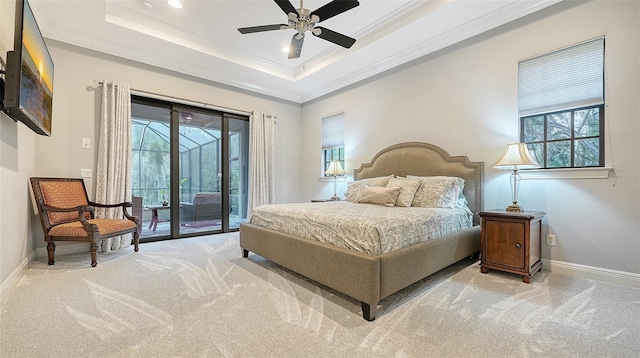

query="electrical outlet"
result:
[82,138,91,149]
[80,169,92,178]
[547,234,556,246]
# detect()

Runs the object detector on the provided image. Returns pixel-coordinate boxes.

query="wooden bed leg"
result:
[361,302,377,321]
[241,248,249,258]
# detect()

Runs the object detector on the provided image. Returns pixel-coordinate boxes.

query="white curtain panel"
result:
[96,81,133,252]
[247,111,275,215]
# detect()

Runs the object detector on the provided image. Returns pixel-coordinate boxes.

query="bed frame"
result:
[240,142,484,321]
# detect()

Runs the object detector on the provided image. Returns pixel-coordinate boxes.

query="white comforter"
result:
[249,201,473,256]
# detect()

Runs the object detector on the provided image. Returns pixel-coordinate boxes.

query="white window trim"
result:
[520,167,612,180]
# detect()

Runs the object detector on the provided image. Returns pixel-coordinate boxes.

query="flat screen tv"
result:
[3,0,54,136]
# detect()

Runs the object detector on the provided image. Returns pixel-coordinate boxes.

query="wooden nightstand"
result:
[479,210,545,283]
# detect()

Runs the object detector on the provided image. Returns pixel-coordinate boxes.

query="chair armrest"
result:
[41,204,95,230]
[89,201,138,224]
[89,201,132,208]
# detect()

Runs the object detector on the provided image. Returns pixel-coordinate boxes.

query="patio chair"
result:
[30,177,141,267]
[180,192,222,226]
[132,195,143,222]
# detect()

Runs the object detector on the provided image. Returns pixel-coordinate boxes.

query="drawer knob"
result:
[515,243,521,249]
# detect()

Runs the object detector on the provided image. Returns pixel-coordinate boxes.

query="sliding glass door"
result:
[177,109,223,235]
[131,97,249,241]
[131,101,172,239]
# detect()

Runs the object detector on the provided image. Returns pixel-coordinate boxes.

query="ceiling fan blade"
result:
[311,0,359,22]
[288,33,304,59]
[313,27,356,48]
[238,24,288,34]
[274,0,297,16]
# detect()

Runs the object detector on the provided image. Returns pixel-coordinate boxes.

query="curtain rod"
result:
[97,81,252,116]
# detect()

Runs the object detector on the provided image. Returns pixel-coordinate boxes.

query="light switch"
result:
[80,169,92,178]
[82,138,91,149]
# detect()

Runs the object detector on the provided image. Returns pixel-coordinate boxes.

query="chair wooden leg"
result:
[133,232,139,252]
[90,242,98,267]
[47,241,56,265]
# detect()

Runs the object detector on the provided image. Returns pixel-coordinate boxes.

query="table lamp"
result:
[493,142,541,212]
[324,160,346,200]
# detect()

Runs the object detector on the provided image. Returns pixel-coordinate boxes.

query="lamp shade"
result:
[324,160,346,176]
[493,143,541,170]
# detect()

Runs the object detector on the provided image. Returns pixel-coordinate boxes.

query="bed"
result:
[240,142,484,321]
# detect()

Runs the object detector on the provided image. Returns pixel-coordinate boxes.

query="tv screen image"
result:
[3,0,54,136]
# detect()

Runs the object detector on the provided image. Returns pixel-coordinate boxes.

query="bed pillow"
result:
[355,185,401,207]
[386,177,422,207]
[408,176,465,208]
[344,174,394,202]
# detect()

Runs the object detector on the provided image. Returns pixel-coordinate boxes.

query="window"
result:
[322,113,344,175]
[519,38,604,168]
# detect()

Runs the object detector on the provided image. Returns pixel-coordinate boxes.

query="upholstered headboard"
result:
[353,142,484,224]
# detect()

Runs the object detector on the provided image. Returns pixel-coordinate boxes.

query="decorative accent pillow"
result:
[355,185,401,207]
[386,177,422,207]
[408,176,465,208]
[344,175,394,202]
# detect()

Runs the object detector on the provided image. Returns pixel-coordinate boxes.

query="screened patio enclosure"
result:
[130,100,249,240]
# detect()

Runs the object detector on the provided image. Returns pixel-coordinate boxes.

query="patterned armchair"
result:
[30,177,141,267]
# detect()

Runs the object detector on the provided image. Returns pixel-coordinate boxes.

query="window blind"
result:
[519,38,604,117]
[322,113,344,150]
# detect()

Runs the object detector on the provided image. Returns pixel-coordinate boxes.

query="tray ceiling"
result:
[30,0,561,103]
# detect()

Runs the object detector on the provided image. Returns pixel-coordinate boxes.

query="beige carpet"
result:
[1,233,638,357]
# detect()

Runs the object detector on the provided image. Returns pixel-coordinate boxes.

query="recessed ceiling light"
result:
[168,0,183,9]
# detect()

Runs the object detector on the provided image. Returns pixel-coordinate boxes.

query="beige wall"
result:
[301,0,640,275]
[0,0,38,294]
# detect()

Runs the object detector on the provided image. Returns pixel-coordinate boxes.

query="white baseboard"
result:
[2,243,96,301]
[542,259,640,288]
[0,251,35,302]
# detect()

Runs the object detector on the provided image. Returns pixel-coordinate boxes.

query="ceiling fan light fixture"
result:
[237,0,360,59]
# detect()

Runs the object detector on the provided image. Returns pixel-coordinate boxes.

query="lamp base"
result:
[329,195,341,201]
[506,204,522,212]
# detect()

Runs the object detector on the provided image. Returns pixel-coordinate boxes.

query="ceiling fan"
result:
[238,0,360,59]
